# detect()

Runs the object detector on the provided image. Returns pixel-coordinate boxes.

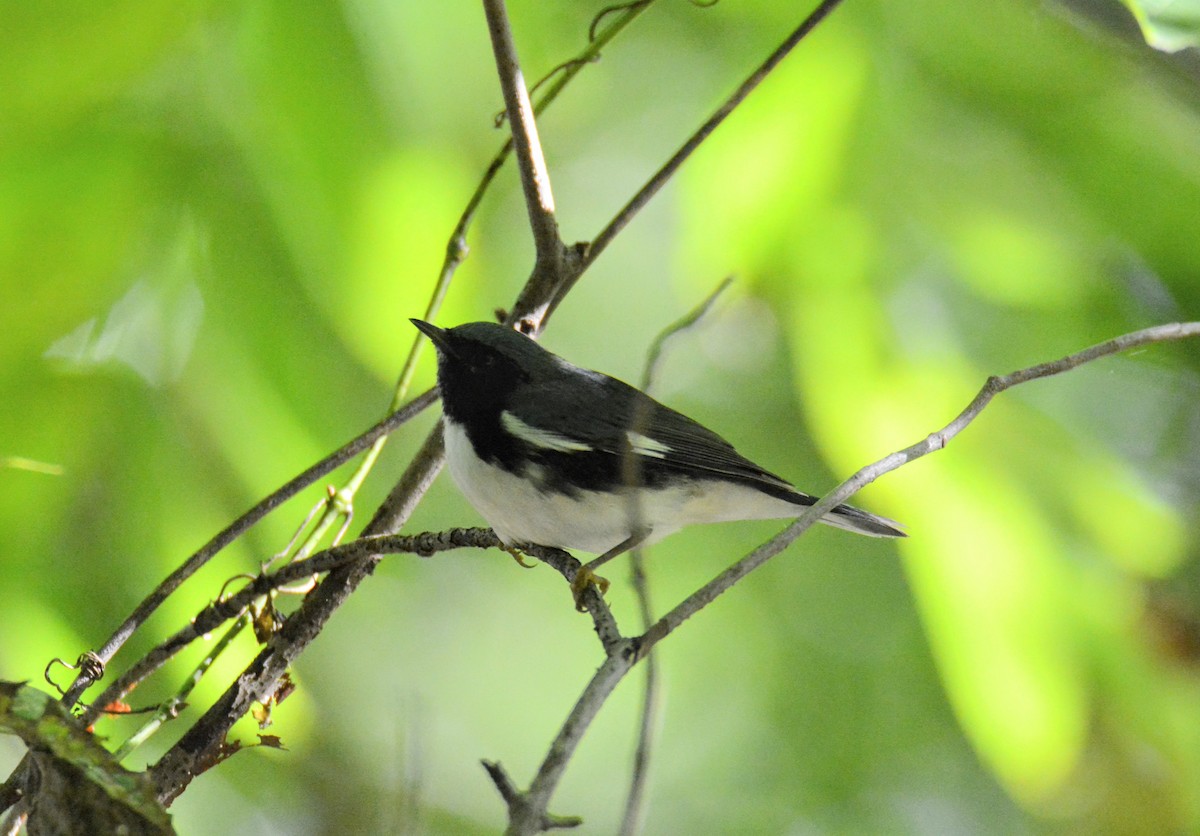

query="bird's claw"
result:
[504,546,537,569]
[571,565,610,612]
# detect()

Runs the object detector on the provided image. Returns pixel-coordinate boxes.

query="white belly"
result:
[442,421,802,554]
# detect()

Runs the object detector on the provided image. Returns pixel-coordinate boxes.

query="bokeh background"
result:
[3,1,1199,833]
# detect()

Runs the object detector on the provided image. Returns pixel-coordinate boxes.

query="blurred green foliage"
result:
[2,1,1198,833]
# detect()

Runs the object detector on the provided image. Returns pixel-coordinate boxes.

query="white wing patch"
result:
[626,430,670,459]
[501,411,592,453]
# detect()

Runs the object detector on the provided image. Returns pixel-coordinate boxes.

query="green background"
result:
[2,1,1199,832]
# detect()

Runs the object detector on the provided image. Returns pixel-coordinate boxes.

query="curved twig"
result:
[621,276,733,833]
[551,0,847,316]
[505,321,1200,834]
[58,388,438,709]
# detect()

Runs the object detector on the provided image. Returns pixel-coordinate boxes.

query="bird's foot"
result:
[503,546,538,569]
[571,564,610,612]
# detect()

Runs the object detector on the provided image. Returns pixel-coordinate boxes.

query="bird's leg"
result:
[571,528,651,611]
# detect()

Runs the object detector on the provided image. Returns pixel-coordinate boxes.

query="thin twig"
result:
[111,616,249,761]
[450,0,655,325]
[483,761,583,832]
[638,276,734,392]
[140,512,623,798]
[640,321,1200,651]
[590,1,653,42]
[550,0,847,316]
[501,2,658,328]
[146,421,453,802]
[506,649,638,836]
[620,276,733,834]
[143,0,641,801]
[83,527,498,726]
[57,388,437,709]
[503,320,1200,833]
[619,551,656,836]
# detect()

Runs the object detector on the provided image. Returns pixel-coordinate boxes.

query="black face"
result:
[414,321,539,425]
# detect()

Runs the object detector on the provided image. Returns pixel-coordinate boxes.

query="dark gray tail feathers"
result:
[823,503,906,538]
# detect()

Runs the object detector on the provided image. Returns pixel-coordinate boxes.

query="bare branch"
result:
[551,0,847,316]
[146,421,446,802]
[482,0,564,279]
[484,761,582,832]
[111,616,249,761]
[136,518,622,799]
[446,0,655,328]
[504,320,1200,832]
[641,320,1200,651]
[57,388,438,710]
[82,527,501,726]
[621,276,732,833]
[507,651,638,836]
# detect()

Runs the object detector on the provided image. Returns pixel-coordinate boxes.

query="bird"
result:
[411,319,904,605]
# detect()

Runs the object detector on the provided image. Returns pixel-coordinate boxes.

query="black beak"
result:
[411,319,454,356]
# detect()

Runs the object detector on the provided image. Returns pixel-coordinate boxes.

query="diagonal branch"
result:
[550,0,847,317]
[143,2,633,804]
[499,320,1200,834]
[640,320,1200,650]
[56,387,438,710]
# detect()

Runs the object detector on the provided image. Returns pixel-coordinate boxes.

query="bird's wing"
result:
[509,370,905,538]
[639,401,797,491]
[512,372,799,495]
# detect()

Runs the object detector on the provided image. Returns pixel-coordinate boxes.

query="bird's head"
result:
[411,319,552,421]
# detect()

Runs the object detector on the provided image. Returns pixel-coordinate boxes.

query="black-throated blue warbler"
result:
[412,319,904,603]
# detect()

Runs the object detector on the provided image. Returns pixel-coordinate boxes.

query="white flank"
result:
[626,430,669,459]
[443,420,810,555]
[500,411,591,453]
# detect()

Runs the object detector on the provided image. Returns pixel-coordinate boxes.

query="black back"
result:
[431,322,803,501]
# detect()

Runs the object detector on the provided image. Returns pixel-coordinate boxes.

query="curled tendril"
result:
[217,573,258,603]
[531,56,601,100]
[44,652,104,696]
[590,0,653,42]
[493,56,602,127]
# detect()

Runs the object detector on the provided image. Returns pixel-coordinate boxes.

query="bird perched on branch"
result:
[412,319,903,606]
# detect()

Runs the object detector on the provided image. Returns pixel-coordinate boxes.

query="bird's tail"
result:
[821,503,906,538]
[755,481,906,538]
